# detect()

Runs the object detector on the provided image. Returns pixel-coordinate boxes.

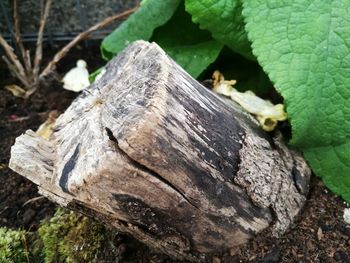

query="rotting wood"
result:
[9,41,311,262]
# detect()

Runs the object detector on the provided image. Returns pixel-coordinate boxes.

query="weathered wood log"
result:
[10,41,311,261]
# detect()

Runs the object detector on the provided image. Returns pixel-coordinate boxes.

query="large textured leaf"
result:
[163,41,223,78]
[243,0,350,201]
[151,2,223,77]
[101,0,181,60]
[185,0,253,59]
[304,144,350,202]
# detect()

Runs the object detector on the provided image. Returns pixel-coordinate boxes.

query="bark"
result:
[9,41,311,262]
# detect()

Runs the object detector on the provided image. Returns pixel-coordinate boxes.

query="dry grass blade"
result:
[33,0,52,79]
[40,5,139,78]
[20,232,30,263]
[5,84,27,98]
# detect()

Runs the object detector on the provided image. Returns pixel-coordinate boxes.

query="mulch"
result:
[0,44,349,263]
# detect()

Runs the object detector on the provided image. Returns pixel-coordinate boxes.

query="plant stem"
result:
[33,0,53,80]
[13,0,32,80]
[0,35,27,82]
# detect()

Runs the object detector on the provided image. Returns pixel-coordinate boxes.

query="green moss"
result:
[59,215,106,262]
[38,208,107,263]
[0,208,120,263]
[0,227,28,263]
[38,208,75,263]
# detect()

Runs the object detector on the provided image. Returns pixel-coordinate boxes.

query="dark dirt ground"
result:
[0,43,350,263]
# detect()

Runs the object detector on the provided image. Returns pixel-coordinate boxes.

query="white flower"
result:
[62,60,90,92]
[344,208,350,225]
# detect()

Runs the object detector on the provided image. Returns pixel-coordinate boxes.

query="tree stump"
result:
[10,41,311,261]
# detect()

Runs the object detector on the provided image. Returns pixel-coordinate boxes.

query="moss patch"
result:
[38,208,106,263]
[0,208,125,263]
[0,227,28,263]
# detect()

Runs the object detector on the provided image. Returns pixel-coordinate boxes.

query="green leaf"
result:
[304,144,350,202]
[151,2,223,77]
[89,67,104,83]
[163,41,223,78]
[101,0,181,60]
[185,0,253,59]
[243,0,350,201]
[202,47,273,95]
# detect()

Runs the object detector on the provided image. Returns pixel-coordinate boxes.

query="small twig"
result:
[0,35,27,80]
[13,0,32,79]
[2,55,30,87]
[40,5,138,79]
[8,116,31,122]
[24,87,38,98]
[33,0,52,80]
[22,196,46,207]
[25,49,32,70]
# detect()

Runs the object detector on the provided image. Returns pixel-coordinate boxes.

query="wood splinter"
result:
[10,41,311,261]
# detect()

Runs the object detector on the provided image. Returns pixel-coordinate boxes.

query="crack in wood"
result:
[105,127,199,209]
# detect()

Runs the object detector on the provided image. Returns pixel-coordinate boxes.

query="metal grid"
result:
[0,0,138,46]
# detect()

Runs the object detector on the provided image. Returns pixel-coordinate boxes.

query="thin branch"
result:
[40,5,138,79]
[13,0,31,77]
[2,56,30,87]
[25,49,32,70]
[0,35,27,81]
[33,0,52,79]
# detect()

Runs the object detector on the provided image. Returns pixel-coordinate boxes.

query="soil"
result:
[0,43,350,263]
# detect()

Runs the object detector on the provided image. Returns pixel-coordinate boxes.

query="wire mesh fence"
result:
[0,0,139,46]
